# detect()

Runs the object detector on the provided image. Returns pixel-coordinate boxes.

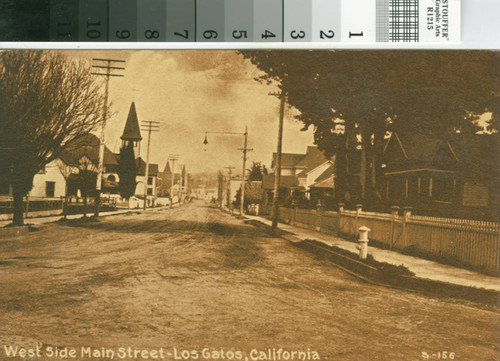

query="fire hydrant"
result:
[357,226,371,260]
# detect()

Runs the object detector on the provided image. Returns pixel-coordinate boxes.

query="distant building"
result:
[134,157,159,205]
[120,102,143,151]
[263,146,334,206]
[157,162,188,200]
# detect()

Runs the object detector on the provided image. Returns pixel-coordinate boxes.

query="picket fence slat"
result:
[278,207,500,274]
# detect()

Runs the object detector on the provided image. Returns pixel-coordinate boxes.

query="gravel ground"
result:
[0,201,498,361]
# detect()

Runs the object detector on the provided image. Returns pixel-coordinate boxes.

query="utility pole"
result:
[270,91,286,229]
[203,128,252,216]
[224,166,235,210]
[238,126,252,216]
[179,165,185,203]
[141,121,160,210]
[92,58,125,217]
[168,154,179,208]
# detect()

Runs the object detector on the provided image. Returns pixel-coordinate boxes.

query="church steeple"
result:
[121,102,142,149]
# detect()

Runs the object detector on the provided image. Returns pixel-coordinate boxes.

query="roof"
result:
[384,132,443,161]
[136,157,159,176]
[271,152,305,169]
[60,133,117,167]
[314,164,335,183]
[309,164,335,189]
[309,177,334,189]
[121,102,143,141]
[262,174,299,190]
[296,146,333,176]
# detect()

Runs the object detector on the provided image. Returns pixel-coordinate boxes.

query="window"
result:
[148,177,153,185]
[147,188,153,195]
[45,181,55,197]
[107,175,116,182]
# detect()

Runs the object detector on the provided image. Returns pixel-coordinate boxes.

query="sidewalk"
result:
[0,204,176,228]
[245,214,500,292]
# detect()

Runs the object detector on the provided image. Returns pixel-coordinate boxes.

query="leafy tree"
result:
[233,182,264,209]
[118,142,137,200]
[240,50,500,207]
[0,50,105,225]
[247,161,268,182]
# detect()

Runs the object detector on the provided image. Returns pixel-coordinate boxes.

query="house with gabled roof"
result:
[381,132,499,220]
[263,146,335,206]
[134,157,159,203]
[157,161,181,198]
[309,164,335,206]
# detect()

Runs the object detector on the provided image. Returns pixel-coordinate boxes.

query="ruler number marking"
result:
[261,30,275,39]
[290,30,305,39]
[57,22,72,37]
[320,30,334,39]
[55,3,73,39]
[145,30,160,39]
[349,31,364,38]
[174,30,189,39]
[86,19,101,39]
[116,30,130,39]
[232,30,248,40]
[203,30,218,39]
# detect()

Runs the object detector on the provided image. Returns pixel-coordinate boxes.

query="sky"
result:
[63,50,314,175]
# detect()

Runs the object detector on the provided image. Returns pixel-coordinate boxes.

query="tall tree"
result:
[118,142,137,201]
[247,161,267,182]
[0,50,105,225]
[240,50,500,207]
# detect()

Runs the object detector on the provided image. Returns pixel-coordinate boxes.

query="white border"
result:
[0,0,499,50]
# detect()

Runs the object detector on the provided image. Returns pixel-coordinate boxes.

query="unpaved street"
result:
[0,201,498,361]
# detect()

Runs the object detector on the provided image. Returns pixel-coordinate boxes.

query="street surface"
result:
[0,201,498,361]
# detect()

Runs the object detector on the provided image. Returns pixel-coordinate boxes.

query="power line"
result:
[92,58,125,217]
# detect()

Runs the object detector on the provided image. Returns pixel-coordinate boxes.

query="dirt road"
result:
[0,201,498,361]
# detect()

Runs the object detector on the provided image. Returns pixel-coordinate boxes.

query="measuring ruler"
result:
[1,0,460,43]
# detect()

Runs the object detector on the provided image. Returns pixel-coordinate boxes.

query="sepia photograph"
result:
[0,49,499,361]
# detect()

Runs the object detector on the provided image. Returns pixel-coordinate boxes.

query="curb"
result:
[244,217,500,307]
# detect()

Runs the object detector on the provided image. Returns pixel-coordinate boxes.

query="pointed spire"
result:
[121,102,143,142]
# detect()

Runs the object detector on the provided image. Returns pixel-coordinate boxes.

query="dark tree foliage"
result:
[240,50,500,207]
[0,51,105,225]
[118,143,137,200]
[247,161,268,182]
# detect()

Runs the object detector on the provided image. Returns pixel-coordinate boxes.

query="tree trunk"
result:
[12,187,24,226]
[63,180,68,219]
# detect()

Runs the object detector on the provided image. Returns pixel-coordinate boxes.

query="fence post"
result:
[337,202,345,236]
[390,205,400,249]
[402,206,412,247]
[316,199,323,231]
[355,204,363,234]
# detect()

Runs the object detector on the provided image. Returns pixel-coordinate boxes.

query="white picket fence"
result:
[279,206,500,275]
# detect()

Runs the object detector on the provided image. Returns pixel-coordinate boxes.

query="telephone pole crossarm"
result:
[92,58,126,217]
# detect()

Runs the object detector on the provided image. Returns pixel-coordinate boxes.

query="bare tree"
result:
[0,50,105,225]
